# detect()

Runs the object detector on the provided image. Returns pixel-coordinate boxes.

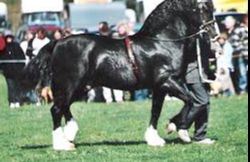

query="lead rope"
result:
[196,38,215,84]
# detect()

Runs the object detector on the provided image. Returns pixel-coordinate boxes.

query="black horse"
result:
[25,0,219,150]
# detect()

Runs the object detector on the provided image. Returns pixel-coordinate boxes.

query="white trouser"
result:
[103,87,123,103]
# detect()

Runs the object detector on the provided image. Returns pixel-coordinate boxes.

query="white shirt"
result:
[32,37,50,56]
[20,40,30,61]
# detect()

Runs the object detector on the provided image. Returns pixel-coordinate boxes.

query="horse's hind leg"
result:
[51,81,82,150]
[63,108,79,143]
[51,103,76,151]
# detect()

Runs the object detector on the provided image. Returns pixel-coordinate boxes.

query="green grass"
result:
[0,75,248,162]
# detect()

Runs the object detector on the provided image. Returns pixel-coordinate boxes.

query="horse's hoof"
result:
[53,127,76,151]
[166,122,177,134]
[64,119,79,142]
[144,126,166,147]
[53,141,76,151]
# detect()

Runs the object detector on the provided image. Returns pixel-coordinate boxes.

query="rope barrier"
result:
[0,60,27,64]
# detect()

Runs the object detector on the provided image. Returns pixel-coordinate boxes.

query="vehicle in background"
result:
[16,0,64,41]
[213,0,248,33]
[64,1,127,33]
[0,2,11,33]
[215,12,247,33]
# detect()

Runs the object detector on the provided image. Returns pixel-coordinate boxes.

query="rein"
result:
[144,29,206,42]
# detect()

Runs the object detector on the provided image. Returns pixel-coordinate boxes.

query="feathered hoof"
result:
[53,141,76,151]
[144,126,166,147]
[53,127,76,151]
[166,122,177,134]
[64,119,79,142]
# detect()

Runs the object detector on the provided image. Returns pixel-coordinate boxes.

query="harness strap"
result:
[124,37,140,82]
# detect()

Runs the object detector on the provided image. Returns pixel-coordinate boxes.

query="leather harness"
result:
[124,37,140,82]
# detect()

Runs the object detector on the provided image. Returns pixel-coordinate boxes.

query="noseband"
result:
[197,0,216,31]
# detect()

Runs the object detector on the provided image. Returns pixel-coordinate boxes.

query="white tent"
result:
[21,0,64,13]
[0,2,7,17]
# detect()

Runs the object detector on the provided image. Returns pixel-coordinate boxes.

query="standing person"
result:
[214,32,235,96]
[53,29,63,41]
[20,31,41,106]
[1,32,26,108]
[0,32,6,74]
[32,27,50,57]
[22,27,50,106]
[167,35,216,144]
[98,21,111,36]
[225,15,248,94]
[20,30,34,61]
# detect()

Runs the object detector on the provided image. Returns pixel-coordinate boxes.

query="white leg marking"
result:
[52,127,75,151]
[64,119,79,142]
[144,125,166,147]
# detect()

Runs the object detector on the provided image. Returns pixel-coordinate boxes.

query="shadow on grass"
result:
[76,138,186,147]
[20,138,186,150]
[21,144,51,150]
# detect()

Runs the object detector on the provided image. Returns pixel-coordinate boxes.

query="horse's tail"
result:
[21,41,57,89]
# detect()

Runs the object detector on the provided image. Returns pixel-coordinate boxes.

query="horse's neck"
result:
[137,15,189,40]
[140,4,195,38]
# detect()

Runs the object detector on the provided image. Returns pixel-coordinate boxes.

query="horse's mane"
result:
[139,0,195,35]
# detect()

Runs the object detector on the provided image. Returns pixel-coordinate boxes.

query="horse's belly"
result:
[94,67,138,90]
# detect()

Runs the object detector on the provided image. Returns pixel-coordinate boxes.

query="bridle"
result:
[197,0,216,31]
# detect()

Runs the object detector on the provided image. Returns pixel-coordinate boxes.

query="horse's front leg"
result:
[145,90,166,147]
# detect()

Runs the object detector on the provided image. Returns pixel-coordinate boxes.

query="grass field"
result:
[0,75,248,162]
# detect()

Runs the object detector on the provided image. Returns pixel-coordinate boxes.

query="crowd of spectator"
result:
[212,14,248,96]
[0,13,248,109]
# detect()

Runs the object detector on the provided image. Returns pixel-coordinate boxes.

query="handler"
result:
[167,34,219,145]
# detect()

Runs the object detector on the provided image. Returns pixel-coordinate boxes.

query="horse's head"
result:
[190,0,219,40]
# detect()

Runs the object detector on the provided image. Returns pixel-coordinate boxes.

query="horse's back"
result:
[51,34,140,90]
